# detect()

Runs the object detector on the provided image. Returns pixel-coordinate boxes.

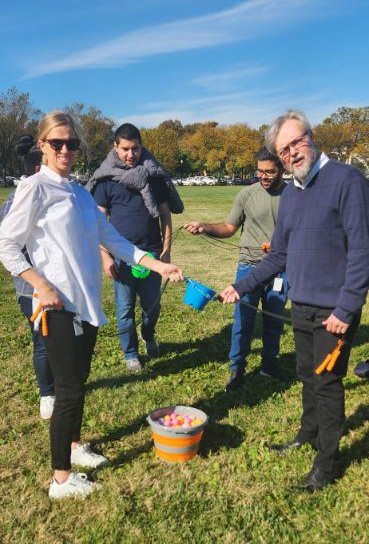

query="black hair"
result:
[114,123,142,144]
[16,134,35,157]
[257,145,283,169]
[16,134,42,176]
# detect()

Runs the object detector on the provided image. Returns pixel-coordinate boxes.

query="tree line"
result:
[1,86,369,180]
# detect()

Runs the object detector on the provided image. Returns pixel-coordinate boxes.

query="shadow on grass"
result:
[91,413,153,467]
[344,401,369,435]
[89,350,298,463]
[92,412,244,466]
[87,318,297,396]
[198,422,244,457]
[181,354,297,448]
[337,400,369,477]
[86,323,233,393]
[87,315,299,463]
[91,368,298,467]
[351,323,369,350]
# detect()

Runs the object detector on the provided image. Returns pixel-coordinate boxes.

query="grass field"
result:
[1,185,369,544]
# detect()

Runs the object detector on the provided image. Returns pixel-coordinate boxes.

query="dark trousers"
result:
[43,311,98,470]
[18,296,54,397]
[291,302,360,471]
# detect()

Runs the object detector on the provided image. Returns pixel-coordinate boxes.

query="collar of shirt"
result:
[293,152,329,189]
[40,164,74,183]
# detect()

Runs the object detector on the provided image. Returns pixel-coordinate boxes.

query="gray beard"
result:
[291,149,318,182]
[291,161,312,182]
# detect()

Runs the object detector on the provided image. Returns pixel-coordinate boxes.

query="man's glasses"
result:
[256,169,278,178]
[45,138,80,151]
[277,131,309,161]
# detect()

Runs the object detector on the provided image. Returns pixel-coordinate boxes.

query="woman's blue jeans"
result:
[229,264,288,374]
[114,258,162,359]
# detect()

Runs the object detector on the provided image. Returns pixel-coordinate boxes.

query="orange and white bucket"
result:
[147,405,208,462]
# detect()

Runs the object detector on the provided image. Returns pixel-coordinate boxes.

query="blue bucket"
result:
[183,278,216,310]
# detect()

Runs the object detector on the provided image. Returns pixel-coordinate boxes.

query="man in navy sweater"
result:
[221,110,369,491]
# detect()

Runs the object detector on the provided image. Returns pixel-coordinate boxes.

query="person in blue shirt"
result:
[0,134,55,419]
[91,123,175,371]
[221,110,369,492]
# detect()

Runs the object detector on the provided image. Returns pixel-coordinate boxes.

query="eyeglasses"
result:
[277,131,309,161]
[256,168,278,178]
[45,138,80,151]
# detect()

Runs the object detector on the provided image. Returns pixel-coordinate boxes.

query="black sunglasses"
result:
[45,138,80,151]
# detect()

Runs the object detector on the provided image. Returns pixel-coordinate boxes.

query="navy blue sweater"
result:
[234,160,369,323]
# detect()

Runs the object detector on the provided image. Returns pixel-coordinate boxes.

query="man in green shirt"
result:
[184,147,288,391]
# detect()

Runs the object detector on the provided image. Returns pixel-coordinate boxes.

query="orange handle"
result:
[41,311,49,337]
[30,303,42,323]
[326,340,344,371]
[30,299,49,337]
[315,354,332,375]
[315,339,345,375]
[326,350,341,372]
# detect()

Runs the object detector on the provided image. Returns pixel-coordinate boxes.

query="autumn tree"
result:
[314,107,369,166]
[180,122,221,175]
[65,103,115,177]
[141,120,184,175]
[0,87,42,177]
[222,124,262,177]
[179,122,262,177]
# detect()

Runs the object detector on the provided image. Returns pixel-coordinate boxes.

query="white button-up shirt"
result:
[0,165,146,326]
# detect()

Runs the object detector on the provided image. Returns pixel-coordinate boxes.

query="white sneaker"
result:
[49,472,98,499]
[126,357,143,372]
[40,396,55,420]
[71,443,108,468]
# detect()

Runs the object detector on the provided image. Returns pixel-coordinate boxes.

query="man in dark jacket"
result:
[221,110,369,491]
[91,123,178,371]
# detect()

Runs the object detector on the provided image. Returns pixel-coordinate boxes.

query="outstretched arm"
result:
[184,221,237,238]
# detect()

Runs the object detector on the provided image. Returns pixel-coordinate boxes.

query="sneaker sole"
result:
[71,459,109,469]
[49,483,101,499]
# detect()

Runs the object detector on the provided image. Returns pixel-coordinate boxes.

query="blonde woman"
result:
[0,111,183,499]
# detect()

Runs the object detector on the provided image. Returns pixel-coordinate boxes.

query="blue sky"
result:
[1,0,368,129]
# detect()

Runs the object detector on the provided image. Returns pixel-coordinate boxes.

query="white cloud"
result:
[192,66,270,91]
[114,87,345,129]
[23,0,322,78]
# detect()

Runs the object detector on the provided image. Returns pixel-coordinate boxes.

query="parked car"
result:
[244,176,259,185]
[0,176,16,187]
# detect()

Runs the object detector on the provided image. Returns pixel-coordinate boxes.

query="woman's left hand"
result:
[159,263,184,282]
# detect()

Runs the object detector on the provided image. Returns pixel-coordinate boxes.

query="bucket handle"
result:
[184,276,221,302]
